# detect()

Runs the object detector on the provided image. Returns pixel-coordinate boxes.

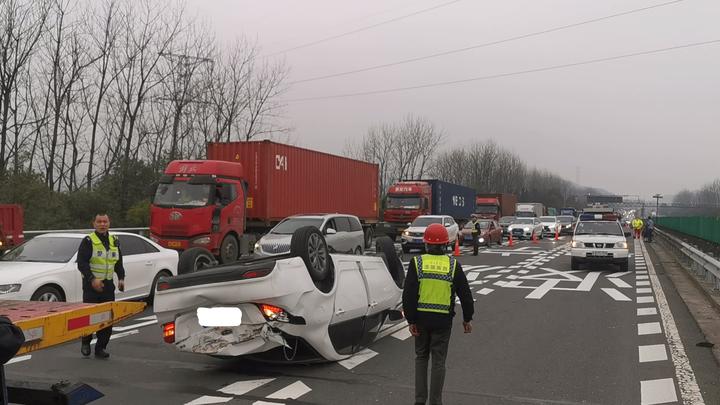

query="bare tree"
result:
[242,59,288,141]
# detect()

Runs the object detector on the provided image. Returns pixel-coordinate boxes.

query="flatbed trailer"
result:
[0,300,146,405]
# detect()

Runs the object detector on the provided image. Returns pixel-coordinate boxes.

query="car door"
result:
[489,221,499,242]
[334,216,353,253]
[355,258,401,348]
[116,234,158,299]
[443,217,457,241]
[328,258,368,355]
[322,218,342,253]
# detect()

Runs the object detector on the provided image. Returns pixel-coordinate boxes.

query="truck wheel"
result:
[570,257,580,270]
[220,234,239,264]
[178,247,217,274]
[364,227,374,250]
[376,236,405,288]
[31,285,64,302]
[291,226,331,282]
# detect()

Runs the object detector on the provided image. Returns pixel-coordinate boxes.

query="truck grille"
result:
[261,243,291,254]
[584,243,615,248]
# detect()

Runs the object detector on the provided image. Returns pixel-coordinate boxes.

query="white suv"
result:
[401,215,459,253]
[255,214,365,256]
[570,217,629,271]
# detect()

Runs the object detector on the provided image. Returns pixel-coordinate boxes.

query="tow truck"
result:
[0,300,146,404]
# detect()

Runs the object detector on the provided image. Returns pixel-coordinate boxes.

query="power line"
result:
[289,0,687,85]
[264,0,462,57]
[284,39,720,102]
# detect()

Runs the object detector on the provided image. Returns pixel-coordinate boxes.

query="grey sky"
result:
[186,0,720,200]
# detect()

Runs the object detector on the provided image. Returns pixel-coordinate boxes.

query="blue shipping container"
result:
[429,180,476,220]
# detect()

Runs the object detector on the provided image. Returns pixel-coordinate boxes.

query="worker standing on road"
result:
[644,216,655,242]
[470,215,481,256]
[77,214,125,359]
[631,217,644,240]
[403,223,474,405]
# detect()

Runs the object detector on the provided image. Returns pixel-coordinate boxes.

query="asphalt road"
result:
[6,236,720,405]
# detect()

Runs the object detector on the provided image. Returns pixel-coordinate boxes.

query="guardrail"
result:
[24,227,150,238]
[655,227,720,291]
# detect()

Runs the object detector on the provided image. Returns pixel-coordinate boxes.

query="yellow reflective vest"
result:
[414,254,457,314]
[88,232,119,281]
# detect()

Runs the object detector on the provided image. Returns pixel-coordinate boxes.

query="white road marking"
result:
[6,355,31,365]
[601,288,631,301]
[638,322,662,335]
[498,269,512,273]
[518,270,529,274]
[575,271,601,291]
[478,266,507,272]
[465,272,479,281]
[501,253,510,257]
[637,296,655,304]
[91,329,139,345]
[606,271,633,278]
[265,381,312,400]
[477,288,494,295]
[526,266,537,270]
[637,288,652,294]
[639,345,668,363]
[525,280,560,299]
[463,265,490,271]
[640,240,704,404]
[113,319,158,332]
[509,265,520,269]
[339,349,378,370]
[608,278,632,289]
[392,328,412,341]
[640,378,678,405]
[636,276,650,281]
[185,396,232,405]
[484,274,502,279]
[219,379,275,396]
[507,275,519,280]
[637,307,658,316]
[470,280,484,285]
[377,321,408,340]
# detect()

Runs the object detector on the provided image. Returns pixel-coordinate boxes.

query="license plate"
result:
[167,241,182,248]
[413,238,423,243]
[197,307,243,327]
[590,251,608,257]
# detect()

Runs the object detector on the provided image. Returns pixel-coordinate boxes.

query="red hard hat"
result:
[424,223,449,245]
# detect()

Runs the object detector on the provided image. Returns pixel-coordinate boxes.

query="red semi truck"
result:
[475,193,517,221]
[149,141,379,263]
[0,204,24,253]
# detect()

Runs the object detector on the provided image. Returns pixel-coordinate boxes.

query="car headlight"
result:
[615,241,628,249]
[0,284,21,294]
[478,238,485,243]
[192,236,211,245]
[254,242,261,252]
[571,240,582,248]
[523,227,530,231]
[402,231,410,236]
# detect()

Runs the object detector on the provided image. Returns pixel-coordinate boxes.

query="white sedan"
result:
[0,232,178,302]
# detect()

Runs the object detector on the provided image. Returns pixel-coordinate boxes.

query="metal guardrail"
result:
[655,227,720,291]
[24,227,150,238]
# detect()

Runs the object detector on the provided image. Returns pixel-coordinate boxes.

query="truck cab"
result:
[150,160,246,263]
[382,182,432,226]
[475,196,500,220]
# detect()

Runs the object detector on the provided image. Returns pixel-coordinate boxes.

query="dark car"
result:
[557,216,576,235]
[461,219,503,247]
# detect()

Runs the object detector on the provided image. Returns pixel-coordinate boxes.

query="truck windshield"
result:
[154,182,212,208]
[515,212,534,217]
[1,237,81,263]
[411,217,442,227]
[539,216,556,222]
[475,206,498,214]
[499,216,516,224]
[272,218,324,235]
[386,196,421,209]
[575,222,623,236]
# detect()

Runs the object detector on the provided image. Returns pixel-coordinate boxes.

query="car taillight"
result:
[258,304,289,322]
[163,322,175,343]
[242,269,272,279]
[157,281,171,291]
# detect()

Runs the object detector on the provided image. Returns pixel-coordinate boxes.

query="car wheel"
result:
[31,285,64,302]
[291,226,331,282]
[364,227,374,250]
[376,236,405,288]
[570,257,580,270]
[178,247,218,274]
[147,270,172,304]
[219,234,239,264]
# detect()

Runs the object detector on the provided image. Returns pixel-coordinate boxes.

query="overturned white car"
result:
[153,227,405,362]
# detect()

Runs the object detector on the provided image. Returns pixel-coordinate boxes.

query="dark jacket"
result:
[77,232,126,284]
[402,254,474,329]
[0,316,25,364]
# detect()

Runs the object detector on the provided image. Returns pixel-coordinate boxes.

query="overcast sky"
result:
[185,0,719,200]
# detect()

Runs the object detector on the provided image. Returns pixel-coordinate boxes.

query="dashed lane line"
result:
[338,348,378,370]
[219,379,275,395]
[639,344,669,363]
[185,396,232,405]
[640,379,678,405]
[264,380,312,401]
[637,307,658,316]
[637,322,662,335]
[608,278,632,289]
[602,288,632,302]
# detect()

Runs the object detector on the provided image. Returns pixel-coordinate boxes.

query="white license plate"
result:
[197,307,243,327]
[413,238,423,243]
[590,251,609,257]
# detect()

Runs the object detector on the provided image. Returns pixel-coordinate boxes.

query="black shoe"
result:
[81,342,91,357]
[94,349,110,359]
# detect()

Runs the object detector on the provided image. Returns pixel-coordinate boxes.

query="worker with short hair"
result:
[77,213,126,359]
[403,223,474,405]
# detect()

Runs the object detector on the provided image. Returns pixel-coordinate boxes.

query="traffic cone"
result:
[453,237,461,257]
[554,227,560,241]
[508,232,514,247]
[532,230,539,244]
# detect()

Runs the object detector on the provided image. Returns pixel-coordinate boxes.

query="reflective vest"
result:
[88,232,119,280]
[471,219,479,234]
[632,219,644,230]
[414,254,457,314]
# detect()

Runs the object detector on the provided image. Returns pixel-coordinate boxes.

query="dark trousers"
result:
[81,280,115,351]
[472,232,479,256]
[415,326,452,405]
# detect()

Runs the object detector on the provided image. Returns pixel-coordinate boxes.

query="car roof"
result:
[417,215,448,219]
[287,213,358,219]
[34,231,149,239]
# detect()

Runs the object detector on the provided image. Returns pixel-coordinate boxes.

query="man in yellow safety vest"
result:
[631,217,644,240]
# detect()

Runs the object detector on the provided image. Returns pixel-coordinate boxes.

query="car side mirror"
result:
[325,228,337,235]
[407,222,411,226]
[387,309,404,321]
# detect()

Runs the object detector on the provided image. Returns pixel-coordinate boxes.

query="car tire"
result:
[147,270,172,304]
[363,227,374,250]
[291,226,332,282]
[376,236,405,288]
[178,247,218,274]
[31,285,64,302]
[219,234,239,264]
[570,257,580,270]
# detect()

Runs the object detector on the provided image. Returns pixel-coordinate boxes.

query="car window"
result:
[348,217,363,232]
[323,219,337,232]
[334,217,352,232]
[117,235,155,256]
[444,218,454,226]
[0,236,81,263]
[214,183,237,205]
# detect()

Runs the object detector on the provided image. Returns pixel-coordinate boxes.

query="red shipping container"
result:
[0,204,24,250]
[207,141,379,223]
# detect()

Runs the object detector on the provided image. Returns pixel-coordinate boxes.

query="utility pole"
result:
[653,194,663,218]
